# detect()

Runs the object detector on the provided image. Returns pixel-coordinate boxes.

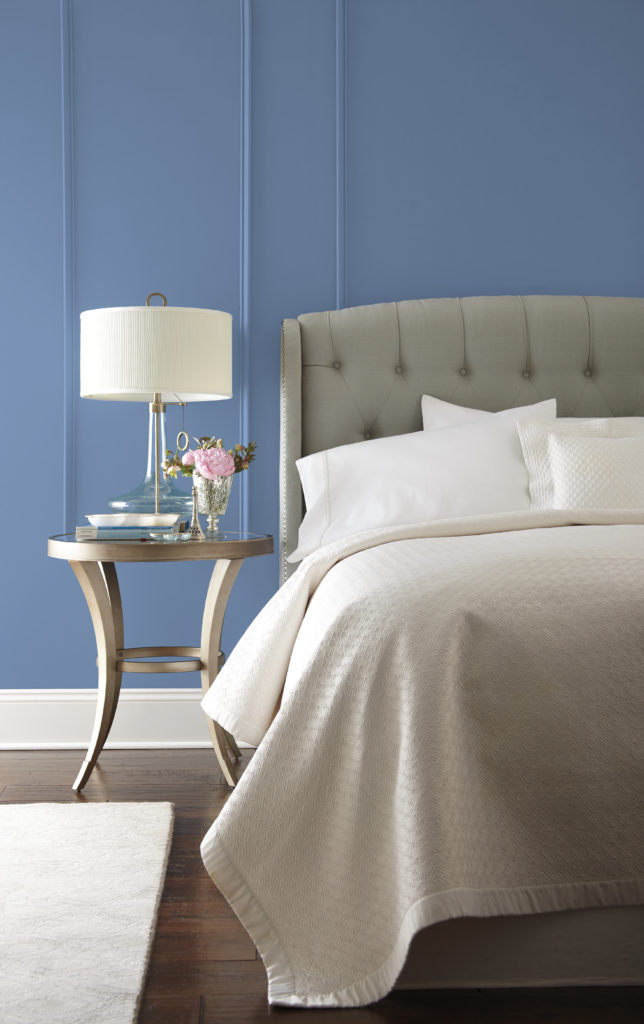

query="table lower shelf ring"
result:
[116,646,203,673]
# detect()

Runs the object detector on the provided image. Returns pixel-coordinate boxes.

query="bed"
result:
[201,295,644,1006]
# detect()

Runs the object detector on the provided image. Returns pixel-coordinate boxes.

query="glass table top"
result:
[48,530,274,562]
[49,531,271,544]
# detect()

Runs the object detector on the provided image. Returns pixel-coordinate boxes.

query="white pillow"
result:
[422,393,596,435]
[422,393,494,428]
[289,398,556,561]
[517,418,644,509]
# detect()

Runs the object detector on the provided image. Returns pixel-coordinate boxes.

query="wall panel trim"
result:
[60,0,75,532]
[335,0,347,310]
[238,0,252,532]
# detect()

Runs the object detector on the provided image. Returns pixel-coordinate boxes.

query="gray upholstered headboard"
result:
[280,295,644,581]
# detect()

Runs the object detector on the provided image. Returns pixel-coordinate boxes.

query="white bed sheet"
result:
[201,510,644,1007]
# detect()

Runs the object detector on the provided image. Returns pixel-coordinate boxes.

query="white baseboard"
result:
[0,688,249,749]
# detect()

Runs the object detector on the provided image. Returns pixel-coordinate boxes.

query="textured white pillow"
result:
[422,394,559,430]
[289,399,556,561]
[517,418,644,509]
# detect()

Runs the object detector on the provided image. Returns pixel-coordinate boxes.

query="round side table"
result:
[47,531,273,791]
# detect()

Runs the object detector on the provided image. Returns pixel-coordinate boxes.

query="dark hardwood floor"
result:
[1,748,642,1023]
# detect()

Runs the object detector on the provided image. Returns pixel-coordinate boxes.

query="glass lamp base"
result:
[107,475,193,515]
[106,404,192,516]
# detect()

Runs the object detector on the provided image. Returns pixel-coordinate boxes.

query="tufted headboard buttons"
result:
[280,295,644,581]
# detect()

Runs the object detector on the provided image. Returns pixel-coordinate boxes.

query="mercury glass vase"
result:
[193,473,233,534]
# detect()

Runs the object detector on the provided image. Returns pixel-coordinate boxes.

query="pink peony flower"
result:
[181,450,196,466]
[194,447,236,480]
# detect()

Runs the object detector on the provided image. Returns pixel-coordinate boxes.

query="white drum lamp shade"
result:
[79,299,233,516]
[80,305,232,402]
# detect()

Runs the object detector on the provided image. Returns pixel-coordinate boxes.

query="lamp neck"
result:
[145,401,167,481]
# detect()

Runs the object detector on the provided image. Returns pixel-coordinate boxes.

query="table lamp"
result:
[80,292,232,515]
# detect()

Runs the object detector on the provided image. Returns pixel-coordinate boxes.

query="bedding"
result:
[291,399,556,560]
[517,418,644,510]
[202,510,644,1007]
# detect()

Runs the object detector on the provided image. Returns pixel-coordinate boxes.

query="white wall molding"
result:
[0,688,232,750]
[335,0,347,310]
[238,0,252,533]
[60,0,76,534]
[335,0,346,311]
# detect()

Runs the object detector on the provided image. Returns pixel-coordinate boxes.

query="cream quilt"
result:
[201,510,644,1007]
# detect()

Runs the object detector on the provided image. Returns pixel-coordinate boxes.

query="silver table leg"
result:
[69,561,123,792]
[200,559,244,786]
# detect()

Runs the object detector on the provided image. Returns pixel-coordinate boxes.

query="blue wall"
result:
[2,0,643,689]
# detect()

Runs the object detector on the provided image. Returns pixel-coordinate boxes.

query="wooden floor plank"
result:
[152,927,257,963]
[161,875,238,912]
[165,836,213,878]
[137,994,204,1024]
[2,750,642,1023]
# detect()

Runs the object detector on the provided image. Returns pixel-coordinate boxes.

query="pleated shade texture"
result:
[80,306,233,402]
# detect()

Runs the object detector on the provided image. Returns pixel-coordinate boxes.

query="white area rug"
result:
[0,802,174,1024]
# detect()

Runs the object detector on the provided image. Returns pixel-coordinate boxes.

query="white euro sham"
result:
[421,392,494,428]
[422,393,562,429]
[419,389,585,425]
